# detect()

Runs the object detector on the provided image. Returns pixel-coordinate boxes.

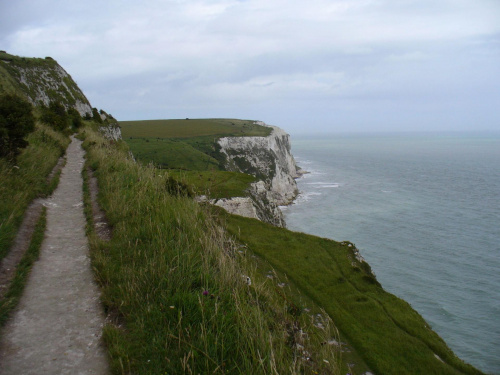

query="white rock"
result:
[217,122,300,226]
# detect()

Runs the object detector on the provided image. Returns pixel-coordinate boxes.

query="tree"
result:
[0,94,35,159]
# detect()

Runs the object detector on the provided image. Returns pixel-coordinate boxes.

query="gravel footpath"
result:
[0,137,109,374]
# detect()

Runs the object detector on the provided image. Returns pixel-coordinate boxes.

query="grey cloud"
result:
[1,0,499,133]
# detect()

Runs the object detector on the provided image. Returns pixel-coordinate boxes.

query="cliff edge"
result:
[216,122,300,226]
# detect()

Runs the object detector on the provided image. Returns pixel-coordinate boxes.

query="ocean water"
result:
[282,132,500,374]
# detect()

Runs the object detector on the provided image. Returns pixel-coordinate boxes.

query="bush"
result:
[92,107,103,124]
[0,94,35,159]
[67,107,83,129]
[40,101,69,131]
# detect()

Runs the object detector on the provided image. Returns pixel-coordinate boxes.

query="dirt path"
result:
[0,137,109,374]
[0,157,65,298]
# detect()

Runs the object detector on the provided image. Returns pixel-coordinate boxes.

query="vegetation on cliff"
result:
[0,51,91,114]
[120,119,273,199]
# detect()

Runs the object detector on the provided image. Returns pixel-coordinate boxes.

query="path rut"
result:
[0,137,109,374]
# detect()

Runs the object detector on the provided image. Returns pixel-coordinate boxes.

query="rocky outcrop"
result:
[217,122,300,226]
[0,52,92,116]
[203,196,259,220]
[99,123,122,141]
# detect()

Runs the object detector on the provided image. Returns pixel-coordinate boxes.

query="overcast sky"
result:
[1,0,499,134]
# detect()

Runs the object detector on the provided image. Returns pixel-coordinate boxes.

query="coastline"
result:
[282,133,499,374]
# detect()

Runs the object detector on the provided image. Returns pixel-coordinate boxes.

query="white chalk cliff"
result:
[216,122,300,226]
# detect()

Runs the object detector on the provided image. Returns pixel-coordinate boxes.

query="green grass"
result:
[0,208,47,327]
[119,118,272,138]
[80,126,340,374]
[120,119,274,203]
[0,124,69,261]
[224,214,484,375]
[126,137,221,170]
[82,123,486,374]
[125,137,257,199]
[168,170,256,199]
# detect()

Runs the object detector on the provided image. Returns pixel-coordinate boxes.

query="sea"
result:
[282,132,500,375]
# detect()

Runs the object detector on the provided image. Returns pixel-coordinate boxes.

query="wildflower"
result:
[202,290,209,296]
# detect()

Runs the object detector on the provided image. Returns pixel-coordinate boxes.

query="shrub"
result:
[92,107,103,124]
[40,101,69,131]
[0,94,35,159]
[67,107,83,129]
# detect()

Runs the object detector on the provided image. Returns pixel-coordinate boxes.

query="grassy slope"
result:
[225,214,483,375]
[169,170,256,199]
[0,52,89,108]
[125,137,221,170]
[120,119,271,199]
[0,124,69,260]
[117,118,483,374]
[81,126,339,374]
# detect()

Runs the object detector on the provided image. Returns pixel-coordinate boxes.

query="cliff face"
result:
[217,122,300,226]
[0,52,92,116]
[100,123,122,141]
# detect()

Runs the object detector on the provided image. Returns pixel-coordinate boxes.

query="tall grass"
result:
[81,127,339,374]
[0,123,69,260]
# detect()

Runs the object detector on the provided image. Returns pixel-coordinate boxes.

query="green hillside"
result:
[112,119,483,374]
[225,214,483,375]
[0,51,91,115]
[80,125,340,374]
[120,119,273,199]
